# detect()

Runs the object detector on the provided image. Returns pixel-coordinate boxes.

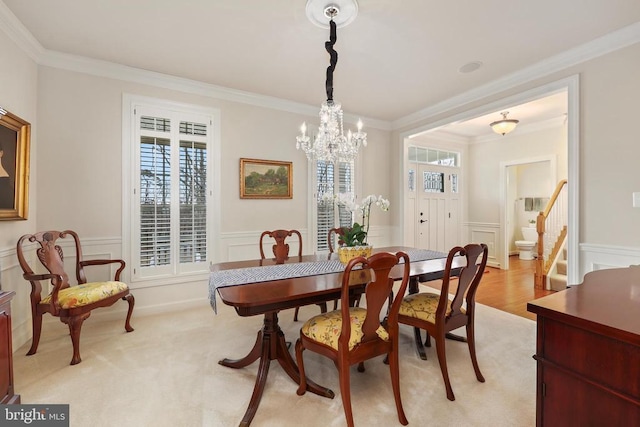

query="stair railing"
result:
[534,179,568,289]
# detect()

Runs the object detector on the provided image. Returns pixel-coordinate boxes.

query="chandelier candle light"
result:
[296,2,367,164]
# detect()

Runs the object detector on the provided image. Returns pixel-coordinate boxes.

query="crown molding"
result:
[0,2,391,131]
[1,1,638,133]
[38,49,391,131]
[0,0,44,61]
[411,130,469,145]
[392,21,640,130]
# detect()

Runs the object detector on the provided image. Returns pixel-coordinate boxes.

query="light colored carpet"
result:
[13,288,536,427]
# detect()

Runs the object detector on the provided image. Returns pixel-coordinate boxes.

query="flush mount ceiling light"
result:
[490,111,519,136]
[296,0,366,164]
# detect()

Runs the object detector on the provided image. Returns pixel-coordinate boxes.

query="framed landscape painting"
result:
[240,158,292,199]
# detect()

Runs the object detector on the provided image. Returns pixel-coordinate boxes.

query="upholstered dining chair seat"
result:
[301,307,389,351]
[399,293,465,324]
[41,281,129,309]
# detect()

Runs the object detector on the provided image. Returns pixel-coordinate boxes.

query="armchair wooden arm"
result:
[22,272,65,315]
[78,259,126,282]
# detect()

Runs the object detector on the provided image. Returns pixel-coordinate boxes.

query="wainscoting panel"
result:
[0,246,32,353]
[579,243,640,282]
[219,229,308,262]
[464,222,500,268]
[219,227,392,262]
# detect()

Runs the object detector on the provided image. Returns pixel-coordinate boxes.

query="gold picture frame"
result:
[0,108,31,220]
[240,158,292,199]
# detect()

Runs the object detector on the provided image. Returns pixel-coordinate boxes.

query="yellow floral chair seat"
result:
[399,293,465,324]
[301,307,389,351]
[41,281,129,309]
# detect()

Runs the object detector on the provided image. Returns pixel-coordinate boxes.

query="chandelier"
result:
[490,111,519,136]
[296,2,366,164]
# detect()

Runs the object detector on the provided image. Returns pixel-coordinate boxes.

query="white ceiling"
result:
[424,91,569,140]
[3,0,640,128]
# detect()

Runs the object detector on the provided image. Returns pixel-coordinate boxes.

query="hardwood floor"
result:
[423,255,556,321]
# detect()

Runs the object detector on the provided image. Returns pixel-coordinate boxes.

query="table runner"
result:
[209,249,446,312]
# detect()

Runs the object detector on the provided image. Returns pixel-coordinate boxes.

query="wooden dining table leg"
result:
[219,330,263,368]
[413,327,428,360]
[220,311,334,427]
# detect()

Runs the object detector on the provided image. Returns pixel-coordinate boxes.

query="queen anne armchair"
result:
[16,230,135,365]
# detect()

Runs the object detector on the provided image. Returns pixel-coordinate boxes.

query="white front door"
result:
[406,163,461,252]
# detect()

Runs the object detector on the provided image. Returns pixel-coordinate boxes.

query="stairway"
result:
[548,247,568,291]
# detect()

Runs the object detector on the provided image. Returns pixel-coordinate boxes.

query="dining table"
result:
[209,246,462,426]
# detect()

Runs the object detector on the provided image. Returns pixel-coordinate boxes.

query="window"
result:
[125,97,218,281]
[423,171,444,193]
[315,160,354,252]
[408,146,459,167]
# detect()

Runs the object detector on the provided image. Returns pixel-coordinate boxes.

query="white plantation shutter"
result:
[179,122,207,264]
[337,161,354,227]
[133,108,212,278]
[315,160,355,252]
[316,161,334,252]
[140,133,171,267]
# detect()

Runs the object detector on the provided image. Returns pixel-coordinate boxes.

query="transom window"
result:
[409,146,459,166]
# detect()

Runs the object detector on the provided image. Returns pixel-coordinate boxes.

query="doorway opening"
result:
[399,75,579,285]
[501,157,556,271]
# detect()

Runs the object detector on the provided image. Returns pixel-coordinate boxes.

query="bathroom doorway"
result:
[502,156,556,270]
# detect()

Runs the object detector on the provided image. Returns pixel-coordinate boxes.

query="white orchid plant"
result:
[333,193,390,247]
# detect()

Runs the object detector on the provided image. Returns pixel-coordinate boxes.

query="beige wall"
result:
[467,125,567,223]
[0,29,38,348]
[394,42,640,251]
[578,43,640,247]
[35,67,393,238]
[0,30,38,248]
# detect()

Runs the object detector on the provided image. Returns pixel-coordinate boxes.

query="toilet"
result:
[515,227,538,260]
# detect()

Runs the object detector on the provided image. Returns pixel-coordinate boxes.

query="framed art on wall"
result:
[240,158,292,199]
[0,107,30,220]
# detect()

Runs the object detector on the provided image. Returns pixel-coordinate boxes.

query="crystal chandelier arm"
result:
[325,19,338,102]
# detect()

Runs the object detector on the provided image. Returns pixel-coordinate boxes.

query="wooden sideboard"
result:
[527,266,640,426]
[0,291,19,404]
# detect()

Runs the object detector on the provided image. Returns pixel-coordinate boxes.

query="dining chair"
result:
[295,251,411,427]
[259,229,327,321]
[327,227,343,254]
[398,243,488,401]
[259,229,302,263]
[16,230,135,365]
